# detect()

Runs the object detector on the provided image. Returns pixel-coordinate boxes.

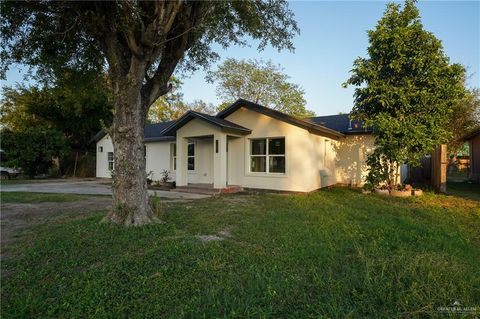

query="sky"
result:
[3,1,479,116]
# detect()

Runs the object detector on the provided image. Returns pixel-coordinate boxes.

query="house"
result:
[94,99,375,192]
[463,128,480,183]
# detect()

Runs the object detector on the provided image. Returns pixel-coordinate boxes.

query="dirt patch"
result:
[1,196,112,260]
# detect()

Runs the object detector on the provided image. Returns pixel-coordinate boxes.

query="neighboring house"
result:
[94,99,375,192]
[463,128,480,183]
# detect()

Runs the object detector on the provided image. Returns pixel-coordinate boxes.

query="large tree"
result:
[344,0,466,189]
[208,58,315,117]
[1,1,298,225]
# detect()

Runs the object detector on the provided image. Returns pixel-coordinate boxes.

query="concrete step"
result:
[175,185,243,195]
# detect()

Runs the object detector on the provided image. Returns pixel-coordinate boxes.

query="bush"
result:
[1,126,68,178]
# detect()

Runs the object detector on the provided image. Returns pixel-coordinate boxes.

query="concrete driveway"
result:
[0,179,210,200]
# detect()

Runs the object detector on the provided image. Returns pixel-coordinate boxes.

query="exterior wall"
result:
[96,135,173,181]
[146,142,174,182]
[334,134,375,186]
[225,107,337,192]
[96,135,114,178]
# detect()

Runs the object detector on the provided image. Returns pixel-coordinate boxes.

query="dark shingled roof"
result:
[144,121,175,139]
[92,100,371,144]
[217,99,344,139]
[307,114,371,134]
[91,121,176,144]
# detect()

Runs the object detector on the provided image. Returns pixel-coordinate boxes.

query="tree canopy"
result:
[208,58,314,117]
[344,0,467,189]
[147,77,215,123]
[1,1,300,225]
[1,71,112,150]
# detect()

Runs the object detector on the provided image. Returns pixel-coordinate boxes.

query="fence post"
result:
[431,144,447,193]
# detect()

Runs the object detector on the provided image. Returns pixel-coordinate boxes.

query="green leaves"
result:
[209,58,315,118]
[1,125,68,178]
[345,0,467,187]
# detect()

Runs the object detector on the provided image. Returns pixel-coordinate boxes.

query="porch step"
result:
[175,185,243,195]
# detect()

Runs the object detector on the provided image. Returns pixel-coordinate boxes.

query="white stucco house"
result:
[94,99,377,192]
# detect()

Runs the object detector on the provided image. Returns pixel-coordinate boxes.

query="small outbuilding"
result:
[463,128,480,184]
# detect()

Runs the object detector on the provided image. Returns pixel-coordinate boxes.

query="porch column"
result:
[176,136,188,187]
[213,133,227,189]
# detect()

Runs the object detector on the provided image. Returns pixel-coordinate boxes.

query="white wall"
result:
[225,107,339,192]
[334,134,375,186]
[96,135,173,181]
[146,142,174,182]
[96,135,114,178]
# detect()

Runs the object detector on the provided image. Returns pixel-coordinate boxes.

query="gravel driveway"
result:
[1,179,210,200]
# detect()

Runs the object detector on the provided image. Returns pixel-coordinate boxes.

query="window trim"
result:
[248,137,286,175]
[107,152,114,171]
[187,142,195,172]
[171,142,196,172]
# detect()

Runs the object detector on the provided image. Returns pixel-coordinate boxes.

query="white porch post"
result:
[213,133,227,189]
[176,136,188,187]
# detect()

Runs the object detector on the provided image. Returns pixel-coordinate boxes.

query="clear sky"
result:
[3,1,479,116]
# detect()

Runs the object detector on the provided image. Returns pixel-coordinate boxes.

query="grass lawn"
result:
[447,181,480,201]
[1,192,89,203]
[1,188,479,318]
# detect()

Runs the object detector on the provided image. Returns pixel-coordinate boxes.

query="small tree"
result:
[344,0,466,190]
[208,58,315,117]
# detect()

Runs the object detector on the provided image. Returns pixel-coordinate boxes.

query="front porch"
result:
[160,111,251,192]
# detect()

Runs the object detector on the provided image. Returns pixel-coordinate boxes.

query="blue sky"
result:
[4,1,479,116]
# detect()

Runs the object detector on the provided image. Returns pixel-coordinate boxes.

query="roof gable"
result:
[160,110,251,136]
[217,99,344,139]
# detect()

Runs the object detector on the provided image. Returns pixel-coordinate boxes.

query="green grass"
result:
[2,188,479,318]
[1,192,89,203]
[447,181,480,201]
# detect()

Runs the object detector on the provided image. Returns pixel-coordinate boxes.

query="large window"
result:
[187,142,195,171]
[250,138,285,173]
[107,152,114,171]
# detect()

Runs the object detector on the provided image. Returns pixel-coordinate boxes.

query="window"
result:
[107,152,114,171]
[188,142,195,171]
[171,143,176,171]
[250,138,285,173]
[98,146,103,152]
[170,142,195,171]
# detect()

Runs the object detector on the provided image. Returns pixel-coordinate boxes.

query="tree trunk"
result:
[103,74,158,226]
